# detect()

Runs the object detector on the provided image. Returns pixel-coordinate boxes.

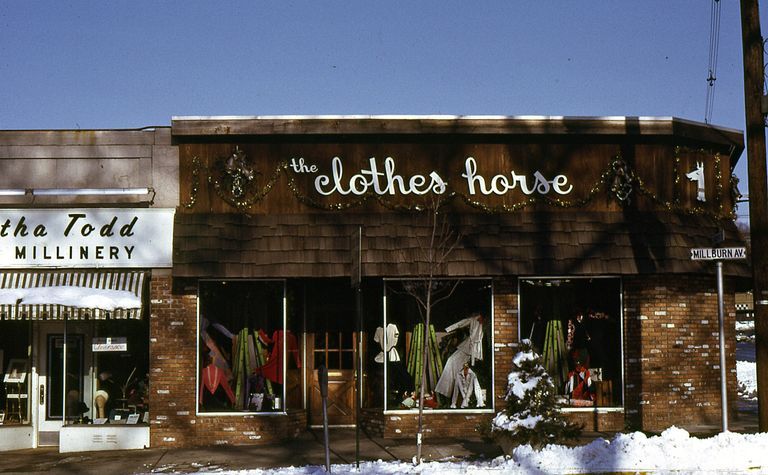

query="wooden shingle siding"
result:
[173,211,748,279]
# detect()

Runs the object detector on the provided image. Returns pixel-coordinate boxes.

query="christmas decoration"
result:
[492,339,581,451]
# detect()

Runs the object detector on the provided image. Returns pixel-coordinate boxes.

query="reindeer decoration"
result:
[686,162,706,202]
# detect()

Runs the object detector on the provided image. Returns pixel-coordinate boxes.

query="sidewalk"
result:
[0,427,502,474]
[0,411,758,474]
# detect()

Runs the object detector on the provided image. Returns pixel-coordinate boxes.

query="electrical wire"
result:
[705,0,722,124]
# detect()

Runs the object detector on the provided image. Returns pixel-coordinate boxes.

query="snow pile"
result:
[0,286,140,310]
[737,320,755,343]
[738,360,757,401]
[514,427,768,474]
[181,428,768,474]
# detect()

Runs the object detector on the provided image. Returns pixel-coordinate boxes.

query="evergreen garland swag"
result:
[491,339,581,451]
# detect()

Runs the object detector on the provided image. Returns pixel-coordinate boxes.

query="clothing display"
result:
[542,319,568,391]
[255,329,302,385]
[565,365,593,401]
[434,315,484,399]
[446,315,484,365]
[199,364,236,405]
[400,393,416,409]
[450,366,484,408]
[567,316,591,366]
[231,328,250,408]
[200,328,233,382]
[374,323,401,363]
[406,323,443,393]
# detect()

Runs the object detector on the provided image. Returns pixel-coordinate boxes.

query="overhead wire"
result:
[705,0,722,124]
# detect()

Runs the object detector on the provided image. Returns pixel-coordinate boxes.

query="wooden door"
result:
[307,331,356,426]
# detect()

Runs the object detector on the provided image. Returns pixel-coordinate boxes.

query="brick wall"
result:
[490,274,737,433]
[148,275,305,448]
[147,273,738,446]
[360,409,492,438]
[623,274,737,432]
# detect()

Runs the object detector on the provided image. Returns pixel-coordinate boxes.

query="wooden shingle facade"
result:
[149,115,749,445]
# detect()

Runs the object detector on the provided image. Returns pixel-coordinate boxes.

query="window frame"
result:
[382,277,495,414]
[517,275,625,412]
[195,278,288,417]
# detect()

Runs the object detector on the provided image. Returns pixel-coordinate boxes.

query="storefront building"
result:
[0,128,177,451]
[156,116,746,447]
[0,116,748,451]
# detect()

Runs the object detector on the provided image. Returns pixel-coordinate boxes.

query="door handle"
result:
[40,384,45,405]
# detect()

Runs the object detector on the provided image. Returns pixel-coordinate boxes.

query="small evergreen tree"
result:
[492,339,581,450]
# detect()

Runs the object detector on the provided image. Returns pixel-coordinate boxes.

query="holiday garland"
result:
[181,147,737,220]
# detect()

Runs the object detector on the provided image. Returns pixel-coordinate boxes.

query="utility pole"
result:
[741,0,768,431]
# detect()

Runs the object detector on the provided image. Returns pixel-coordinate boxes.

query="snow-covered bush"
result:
[492,339,581,451]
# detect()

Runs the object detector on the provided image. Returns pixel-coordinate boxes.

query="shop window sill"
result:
[561,406,624,413]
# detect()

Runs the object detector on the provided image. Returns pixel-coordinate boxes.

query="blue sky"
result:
[0,1,764,218]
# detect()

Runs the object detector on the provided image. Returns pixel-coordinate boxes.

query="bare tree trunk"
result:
[415,208,438,465]
[415,276,432,464]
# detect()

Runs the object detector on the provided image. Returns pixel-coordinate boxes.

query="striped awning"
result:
[0,271,146,320]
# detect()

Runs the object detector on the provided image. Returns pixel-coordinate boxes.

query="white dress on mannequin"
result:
[434,315,484,398]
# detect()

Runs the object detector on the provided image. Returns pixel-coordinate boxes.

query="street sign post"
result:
[691,246,747,432]
[690,247,747,260]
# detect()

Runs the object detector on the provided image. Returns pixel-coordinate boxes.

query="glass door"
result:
[37,324,91,446]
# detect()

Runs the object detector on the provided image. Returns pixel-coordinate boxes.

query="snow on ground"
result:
[179,428,768,475]
[739,360,757,401]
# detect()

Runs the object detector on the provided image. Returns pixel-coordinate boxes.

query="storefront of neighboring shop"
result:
[0,129,177,452]
[154,115,747,448]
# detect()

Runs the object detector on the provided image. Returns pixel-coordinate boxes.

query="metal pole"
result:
[716,261,729,431]
[355,283,362,469]
[319,364,331,473]
[351,225,362,469]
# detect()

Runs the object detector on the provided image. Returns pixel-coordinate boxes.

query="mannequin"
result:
[434,312,484,400]
[94,390,109,419]
[567,312,591,368]
[373,323,401,363]
[451,363,484,408]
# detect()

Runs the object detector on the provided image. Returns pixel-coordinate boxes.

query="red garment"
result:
[255,330,301,385]
[566,366,593,401]
[199,364,236,405]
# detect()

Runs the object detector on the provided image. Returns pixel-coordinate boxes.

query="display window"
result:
[519,277,623,408]
[197,280,296,414]
[0,321,31,426]
[87,320,149,425]
[382,279,493,412]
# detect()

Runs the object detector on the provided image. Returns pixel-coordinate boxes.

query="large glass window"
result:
[383,279,492,411]
[89,319,150,424]
[0,321,31,426]
[519,277,623,408]
[198,280,294,414]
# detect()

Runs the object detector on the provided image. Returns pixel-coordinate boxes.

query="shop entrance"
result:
[303,278,358,427]
[36,323,93,446]
[307,331,357,426]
